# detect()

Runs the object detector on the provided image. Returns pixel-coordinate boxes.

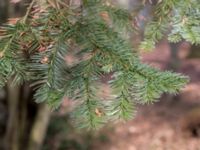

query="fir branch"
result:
[0,0,191,129]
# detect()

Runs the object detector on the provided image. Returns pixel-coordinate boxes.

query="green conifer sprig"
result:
[0,0,189,129]
[140,0,200,50]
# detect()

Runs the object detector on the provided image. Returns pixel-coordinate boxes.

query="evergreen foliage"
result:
[0,0,192,129]
[140,0,200,50]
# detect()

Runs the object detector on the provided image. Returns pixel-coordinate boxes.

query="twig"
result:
[23,0,36,23]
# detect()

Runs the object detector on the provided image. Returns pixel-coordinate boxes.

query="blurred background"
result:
[1,0,200,150]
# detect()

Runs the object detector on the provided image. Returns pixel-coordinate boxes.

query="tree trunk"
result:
[28,104,51,150]
[168,43,181,71]
[4,82,20,150]
[0,0,9,24]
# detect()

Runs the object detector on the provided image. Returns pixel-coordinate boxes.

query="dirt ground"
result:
[92,99,200,150]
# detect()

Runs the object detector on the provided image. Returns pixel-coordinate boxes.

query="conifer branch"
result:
[0,0,193,129]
